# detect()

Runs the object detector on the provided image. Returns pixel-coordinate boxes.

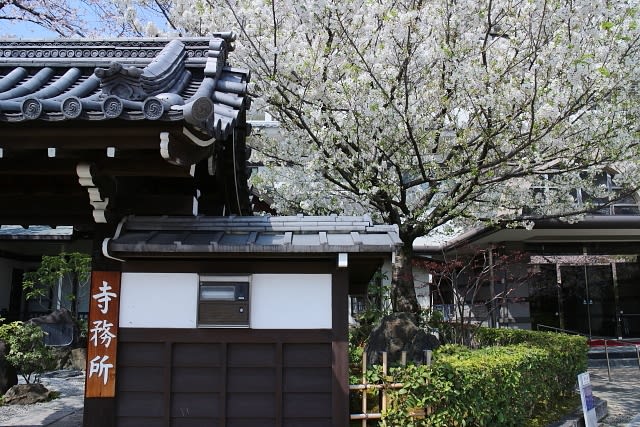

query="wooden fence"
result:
[349,351,432,426]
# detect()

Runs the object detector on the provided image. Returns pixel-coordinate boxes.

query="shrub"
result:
[378,328,588,426]
[474,327,588,394]
[0,321,56,383]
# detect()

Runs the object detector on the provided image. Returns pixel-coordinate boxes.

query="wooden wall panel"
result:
[172,343,222,366]
[118,342,164,366]
[284,367,332,392]
[117,367,163,392]
[227,343,276,365]
[116,418,165,427]
[284,393,332,418]
[226,419,277,427]
[171,367,222,392]
[115,329,337,426]
[171,419,221,427]
[170,392,221,418]
[116,391,164,417]
[227,392,277,417]
[283,420,332,427]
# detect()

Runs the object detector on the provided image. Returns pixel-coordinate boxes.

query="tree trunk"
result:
[71,273,79,318]
[391,245,420,314]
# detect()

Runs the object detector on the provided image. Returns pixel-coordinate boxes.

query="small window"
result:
[350,295,366,317]
[198,275,250,327]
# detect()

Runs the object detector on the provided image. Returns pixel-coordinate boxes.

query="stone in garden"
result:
[365,312,440,366]
[3,383,53,405]
[71,348,87,371]
[0,340,17,394]
[27,308,79,347]
[51,346,72,370]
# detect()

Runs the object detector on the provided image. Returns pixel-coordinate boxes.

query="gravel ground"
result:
[0,370,85,426]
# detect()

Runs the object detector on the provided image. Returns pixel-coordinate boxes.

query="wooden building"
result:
[0,37,400,426]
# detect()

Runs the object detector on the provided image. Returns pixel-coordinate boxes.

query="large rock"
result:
[365,313,440,366]
[3,383,53,405]
[0,340,18,395]
[71,348,87,371]
[51,346,72,370]
[28,309,79,347]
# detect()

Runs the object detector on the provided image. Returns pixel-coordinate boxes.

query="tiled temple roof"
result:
[0,35,250,140]
[106,215,402,255]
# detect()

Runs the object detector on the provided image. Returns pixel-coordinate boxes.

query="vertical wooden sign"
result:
[85,271,121,398]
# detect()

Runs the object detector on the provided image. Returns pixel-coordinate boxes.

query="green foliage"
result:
[416,307,446,332]
[349,330,365,383]
[361,328,589,426]
[349,270,392,354]
[474,328,589,391]
[431,343,470,357]
[0,321,56,384]
[22,252,91,316]
[527,394,581,427]
[47,390,61,400]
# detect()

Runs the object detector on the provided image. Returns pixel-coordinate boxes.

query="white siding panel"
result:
[119,273,198,328]
[251,274,332,329]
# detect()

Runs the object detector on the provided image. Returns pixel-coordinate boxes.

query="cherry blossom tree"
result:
[9,0,640,314]
[147,0,640,313]
[0,0,174,37]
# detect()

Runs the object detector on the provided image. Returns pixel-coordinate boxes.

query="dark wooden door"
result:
[8,268,24,321]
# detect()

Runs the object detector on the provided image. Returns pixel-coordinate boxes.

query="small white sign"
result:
[578,372,598,427]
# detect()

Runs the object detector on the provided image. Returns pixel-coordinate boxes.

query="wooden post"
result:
[381,352,388,416]
[332,269,349,427]
[361,353,367,427]
[84,224,122,427]
[85,271,121,397]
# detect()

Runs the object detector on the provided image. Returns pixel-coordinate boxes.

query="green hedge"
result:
[380,328,588,427]
[475,327,588,395]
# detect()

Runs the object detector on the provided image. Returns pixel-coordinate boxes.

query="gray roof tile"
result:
[107,215,401,255]
[0,36,249,139]
[0,225,73,240]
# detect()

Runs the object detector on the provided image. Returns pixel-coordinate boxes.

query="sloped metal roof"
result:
[0,35,249,140]
[106,215,402,255]
[0,225,73,240]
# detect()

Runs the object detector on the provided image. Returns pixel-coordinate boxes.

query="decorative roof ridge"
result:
[0,34,236,47]
[94,39,189,101]
[0,35,237,66]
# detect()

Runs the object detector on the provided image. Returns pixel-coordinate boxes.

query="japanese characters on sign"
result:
[86,272,121,398]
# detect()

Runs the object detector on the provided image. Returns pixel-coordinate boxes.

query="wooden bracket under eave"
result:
[77,162,110,224]
[159,131,215,167]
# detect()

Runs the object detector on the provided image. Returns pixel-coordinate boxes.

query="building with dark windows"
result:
[413,175,640,339]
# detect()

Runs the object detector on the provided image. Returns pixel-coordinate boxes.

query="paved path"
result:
[590,367,640,426]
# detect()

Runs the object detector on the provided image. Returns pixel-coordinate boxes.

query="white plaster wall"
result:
[119,273,332,329]
[119,273,198,328]
[251,274,332,329]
